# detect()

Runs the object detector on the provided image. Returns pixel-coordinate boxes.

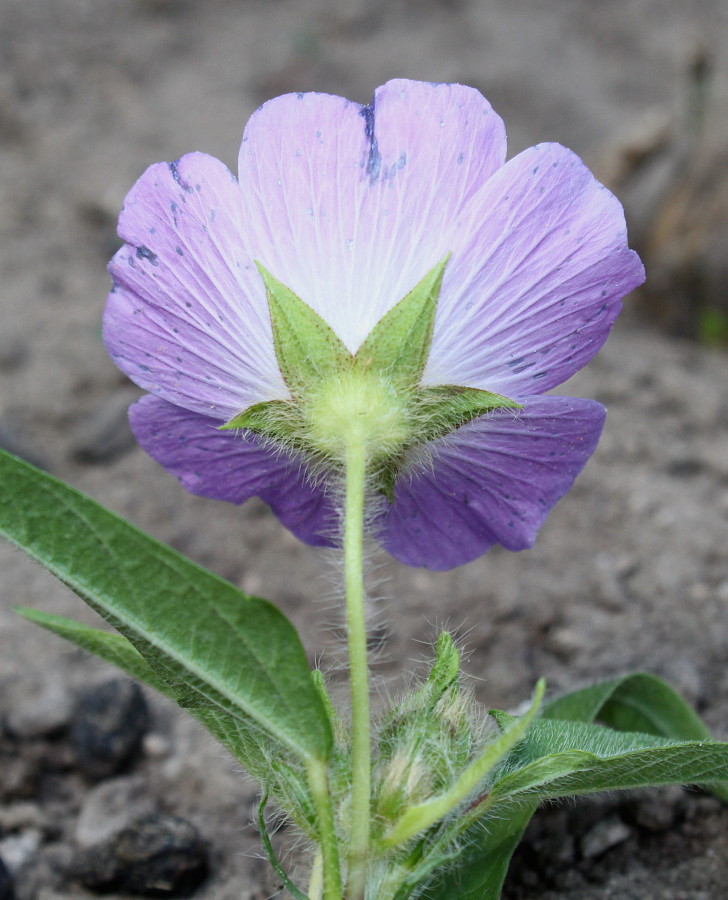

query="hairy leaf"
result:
[543,673,728,802]
[0,448,332,764]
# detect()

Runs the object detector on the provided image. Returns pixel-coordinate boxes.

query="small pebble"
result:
[0,802,53,836]
[4,681,72,740]
[76,776,158,848]
[0,829,41,873]
[8,842,73,899]
[141,733,171,760]
[0,749,41,802]
[70,679,149,780]
[72,814,208,896]
[580,813,632,859]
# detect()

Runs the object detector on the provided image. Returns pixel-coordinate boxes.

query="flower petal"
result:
[104,154,286,420]
[237,79,506,352]
[377,396,606,570]
[128,395,337,547]
[425,143,645,394]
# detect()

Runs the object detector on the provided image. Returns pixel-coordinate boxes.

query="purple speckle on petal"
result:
[168,160,194,193]
[360,100,382,183]
[135,245,159,266]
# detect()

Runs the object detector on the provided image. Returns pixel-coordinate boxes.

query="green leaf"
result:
[488,739,728,806]
[422,682,728,898]
[543,672,706,736]
[0,448,332,765]
[506,716,676,767]
[256,260,351,394]
[543,673,728,802]
[355,255,449,385]
[418,801,538,900]
[480,718,728,810]
[14,608,175,698]
[14,609,308,816]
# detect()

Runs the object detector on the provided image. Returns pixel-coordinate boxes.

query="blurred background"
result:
[1,1,728,897]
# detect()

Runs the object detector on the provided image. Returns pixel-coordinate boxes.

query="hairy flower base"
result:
[223,368,414,468]
[222,368,523,503]
[306,370,412,462]
[220,258,524,499]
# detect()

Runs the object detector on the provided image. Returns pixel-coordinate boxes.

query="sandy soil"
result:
[1,1,728,897]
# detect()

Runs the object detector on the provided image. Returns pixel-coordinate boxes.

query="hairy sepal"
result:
[256,260,351,395]
[354,254,449,385]
[224,260,520,494]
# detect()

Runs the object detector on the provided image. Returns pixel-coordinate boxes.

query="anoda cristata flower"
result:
[104,79,644,570]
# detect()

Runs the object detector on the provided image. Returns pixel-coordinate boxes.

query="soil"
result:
[1,1,728,897]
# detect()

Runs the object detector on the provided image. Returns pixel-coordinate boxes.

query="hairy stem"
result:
[344,434,371,899]
[307,851,323,900]
[307,759,343,900]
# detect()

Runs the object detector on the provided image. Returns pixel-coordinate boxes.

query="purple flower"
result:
[104,79,644,570]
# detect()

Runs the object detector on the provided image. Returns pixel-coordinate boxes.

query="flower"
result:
[104,79,644,570]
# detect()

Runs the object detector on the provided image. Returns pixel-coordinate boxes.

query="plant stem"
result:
[307,759,343,900]
[308,851,323,900]
[344,434,371,900]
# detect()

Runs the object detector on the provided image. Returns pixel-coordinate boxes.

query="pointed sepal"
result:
[219,399,292,434]
[355,254,450,386]
[416,385,522,442]
[256,261,351,394]
[427,632,461,696]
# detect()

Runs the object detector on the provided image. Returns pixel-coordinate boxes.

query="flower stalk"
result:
[343,431,372,900]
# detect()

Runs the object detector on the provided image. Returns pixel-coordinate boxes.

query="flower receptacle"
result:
[304,369,413,464]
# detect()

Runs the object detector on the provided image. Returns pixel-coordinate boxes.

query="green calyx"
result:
[221,257,522,495]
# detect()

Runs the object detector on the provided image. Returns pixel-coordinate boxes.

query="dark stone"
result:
[72,814,209,896]
[666,457,704,478]
[71,679,149,780]
[0,856,15,900]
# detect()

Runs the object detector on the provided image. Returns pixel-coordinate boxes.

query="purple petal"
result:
[104,154,286,420]
[425,143,645,394]
[129,395,337,547]
[377,396,606,570]
[237,79,506,352]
